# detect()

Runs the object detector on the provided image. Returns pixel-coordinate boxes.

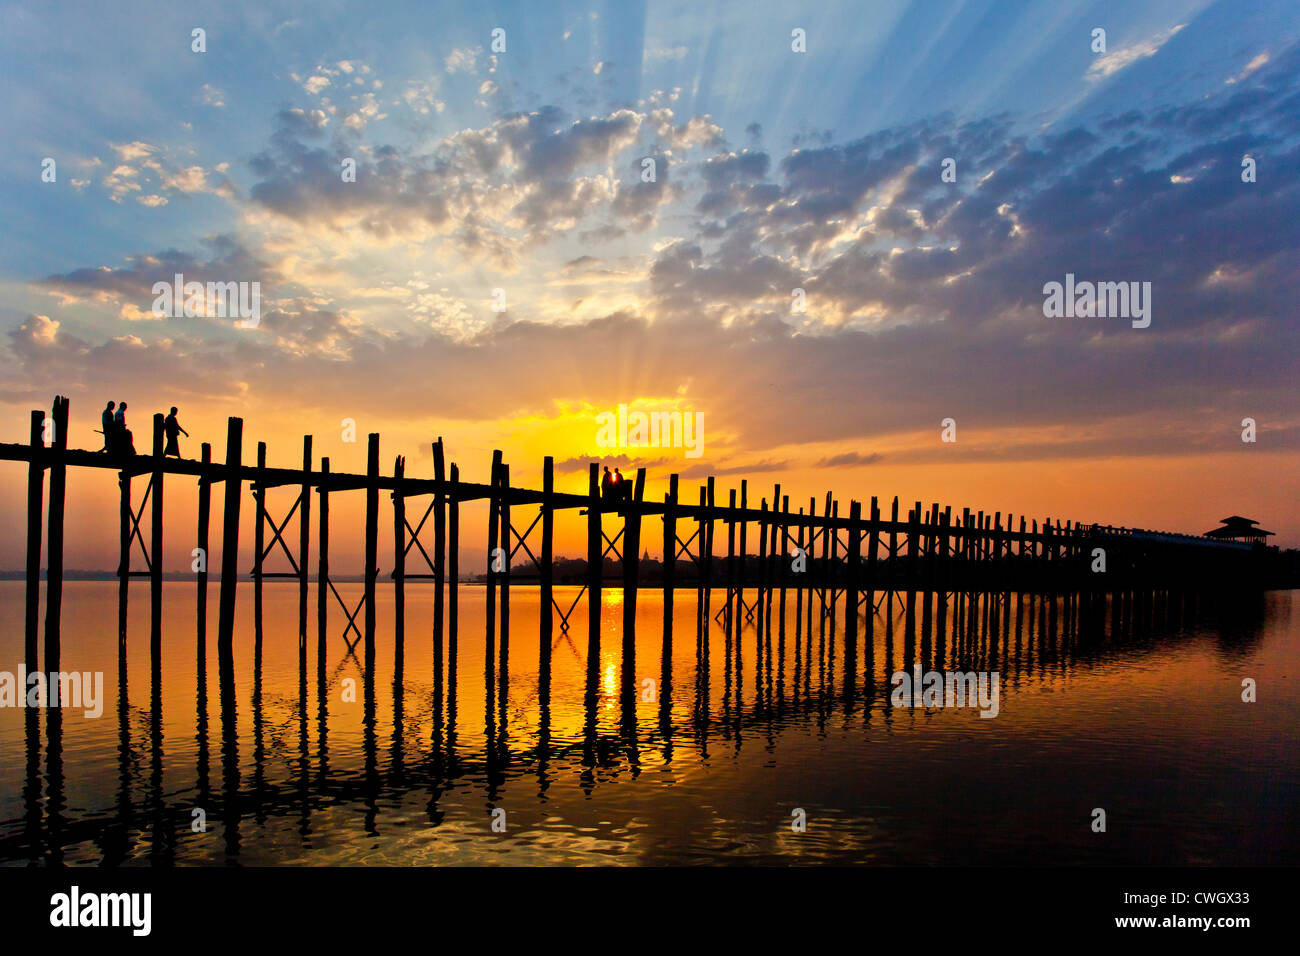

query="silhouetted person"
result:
[114,402,135,456]
[99,401,115,452]
[612,467,624,502]
[601,466,613,500]
[163,406,188,458]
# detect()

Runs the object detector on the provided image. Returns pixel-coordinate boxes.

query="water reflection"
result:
[3,583,1286,866]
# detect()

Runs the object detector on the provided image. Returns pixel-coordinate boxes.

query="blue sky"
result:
[1,0,1298,558]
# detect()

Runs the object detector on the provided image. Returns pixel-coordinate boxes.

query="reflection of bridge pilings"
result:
[6,584,1278,864]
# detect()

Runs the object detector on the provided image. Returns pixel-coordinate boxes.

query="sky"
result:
[0,0,1297,572]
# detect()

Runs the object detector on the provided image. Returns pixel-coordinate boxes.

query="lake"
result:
[1,581,1296,865]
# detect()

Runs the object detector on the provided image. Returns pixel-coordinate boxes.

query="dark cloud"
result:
[818,451,884,468]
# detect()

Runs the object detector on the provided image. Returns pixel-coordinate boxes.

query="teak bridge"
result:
[3,396,1274,678]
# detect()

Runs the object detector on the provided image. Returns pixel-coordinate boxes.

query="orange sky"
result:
[2,397,1294,573]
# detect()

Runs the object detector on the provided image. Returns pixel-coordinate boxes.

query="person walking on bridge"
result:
[163,406,189,458]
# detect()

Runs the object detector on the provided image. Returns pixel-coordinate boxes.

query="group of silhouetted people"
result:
[99,401,188,458]
[600,465,631,501]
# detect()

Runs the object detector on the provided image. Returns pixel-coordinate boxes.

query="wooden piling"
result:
[197,443,212,647]
[363,433,380,659]
[540,456,553,668]
[448,463,460,662]
[487,452,502,658]
[392,455,406,649]
[299,436,312,647]
[587,463,601,643]
[846,500,862,649]
[778,494,790,639]
[317,457,329,656]
[703,477,716,641]
[695,484,707,641]
[433,440,447,670]
[866,497,880,618]
[118,466,131,647]
[738,480,748,626]
[726,488,738,638]
[499,460,510,665]
[662,473,678,646]
[44,396,68,677]
[888,496,900,609]
[795,509,805,641]
[253,441,267,632]
[819,492,833,637]
[150,413,165,666]
[24,410,43,668]
[757,498,768,642]
[217,417,243,649]
[623,468,645,644]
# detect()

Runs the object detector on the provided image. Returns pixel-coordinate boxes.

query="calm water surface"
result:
[0,582,1296,865]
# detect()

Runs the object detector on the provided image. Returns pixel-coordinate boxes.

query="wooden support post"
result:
[829,496,839,638]
[764,492,775,641]
[623,468,645,639]
[906,502,920,626]
[487,451,502,660]
[44,396,68,677]
[317,457,330,657]
[217,417,243,649]
[819,492,833,635]
[448,463,460,662]
[499,460,510,664]
[888,496,900,607]
[197,443,212,648]
[928,503,940,607]
[433,440,447,670]
[540,456,554,669]
[738,481,748,623]
[778,494,790,639]
[795,509,805,641]
[150,414,165,666]
[392,455,406,650]
[663,473,678,647]
[253,441,267,631]
[704,477,716,636]
[299,436,312,648]
[757,498,768,641]
[24,410,44,668]
[1017,515,1026,616]
[587,463,601,644]
[118,467,131,647]
[940,506,952,606]
[866,497,880,617]
[846,500,862,650]
[363,433,379,661]
[695,484,707,639]
[800,502,811,642]
[726,488,738,637]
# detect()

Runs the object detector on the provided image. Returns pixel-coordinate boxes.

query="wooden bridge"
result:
[2,396,1284,680]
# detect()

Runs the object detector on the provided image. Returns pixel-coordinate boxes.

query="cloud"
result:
[200,83,225,108]
[817,451,883,468]
[445,47,480,74]
[1087,24,1186,81]
[1227,52,1269,84]
[10,39,1300,481]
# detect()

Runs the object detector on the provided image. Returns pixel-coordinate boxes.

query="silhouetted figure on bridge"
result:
[612,467,625,501]
[99,401,116,452]
[113,402,135,456]
[601,466,613,499]
[163,407,189,458]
